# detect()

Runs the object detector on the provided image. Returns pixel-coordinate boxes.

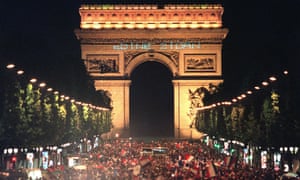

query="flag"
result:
[206,160,217,178]
[184,154,194,162]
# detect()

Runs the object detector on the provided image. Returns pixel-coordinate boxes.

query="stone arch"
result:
[75,4,228,139]
[125,52,178,77]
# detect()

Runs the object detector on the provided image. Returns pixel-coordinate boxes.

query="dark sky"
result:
[1,0,299,136]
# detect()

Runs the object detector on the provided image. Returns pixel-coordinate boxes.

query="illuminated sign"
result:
[113,41,200,50]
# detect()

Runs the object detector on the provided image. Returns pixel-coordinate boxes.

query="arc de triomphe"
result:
[75,4,228,139]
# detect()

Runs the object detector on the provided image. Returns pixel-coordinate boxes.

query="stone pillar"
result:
[94,80,131,137]
[173,79,222,139]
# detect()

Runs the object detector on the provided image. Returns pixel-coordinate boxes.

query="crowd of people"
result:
[52,138,297,180]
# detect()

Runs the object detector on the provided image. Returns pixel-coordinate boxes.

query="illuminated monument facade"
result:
[75,4,228,138]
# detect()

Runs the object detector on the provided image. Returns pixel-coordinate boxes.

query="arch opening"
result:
[125,52,178,77]
[130,61,174,137]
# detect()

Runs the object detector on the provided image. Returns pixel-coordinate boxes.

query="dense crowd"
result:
[54,138,296,180]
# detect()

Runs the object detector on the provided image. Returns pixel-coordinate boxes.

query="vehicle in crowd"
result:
[140,147,168,156]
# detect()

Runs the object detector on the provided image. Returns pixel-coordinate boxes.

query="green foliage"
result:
[1,79,25,145]
[195,86,295,148]
[0,78,113,147]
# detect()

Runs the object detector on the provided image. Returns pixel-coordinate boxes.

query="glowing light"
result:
[39,82,46,87]
[125,23,135,29]
[79,4,224,30]
[17,70,24,75]
[246,90,252,94]
[115,23,123,28]
[262,81,269,86]
[179,23,188,28]
[224,101,232,105]
[47,88,53,92]
[104,23,112,28]
[147,23,156,29]
[189,23,199,28]
[241,94,247,98]
[269,76,277,82]
[6,64,15,69]
[30,78,37,83]
[283,70,288,75]
[54,91,59,95]
[76,101,82,105]
[232,98,237,102]
[157,23,167,28]
[254,86,260,90]
[93,23,101,29]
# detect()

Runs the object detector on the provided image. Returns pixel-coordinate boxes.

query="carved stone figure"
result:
[188,87,207,128]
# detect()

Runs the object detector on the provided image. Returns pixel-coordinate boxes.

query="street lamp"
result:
[6,64,15,69]
[30,78,37,83]
[39,82,46,88]
[17,70,24,75]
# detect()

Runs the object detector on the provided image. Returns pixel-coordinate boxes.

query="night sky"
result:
[1,0,299,137]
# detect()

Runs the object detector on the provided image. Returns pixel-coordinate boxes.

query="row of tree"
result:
[195,78,300,149]
[0,73,112,148]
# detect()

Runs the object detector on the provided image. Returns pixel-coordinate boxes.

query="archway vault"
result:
[129,61,174,137]
[125,51,179,77]
[75,3,228,139]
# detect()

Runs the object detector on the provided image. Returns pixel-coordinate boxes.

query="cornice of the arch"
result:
[74,28,228,44]
[124,50,179,77]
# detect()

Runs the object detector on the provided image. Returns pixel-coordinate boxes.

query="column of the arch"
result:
[173,79,223,139]
[173,80,180,138]
[94,79,131,137]
[123,80,131,136]
[172,80,193,138]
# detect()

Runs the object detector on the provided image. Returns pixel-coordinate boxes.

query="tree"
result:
[1,77,25,145]
[57,98,67,144]
[40,90,52,145]
[69,102,81,142]
[243,104,260,145]
[23,83,45,145]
